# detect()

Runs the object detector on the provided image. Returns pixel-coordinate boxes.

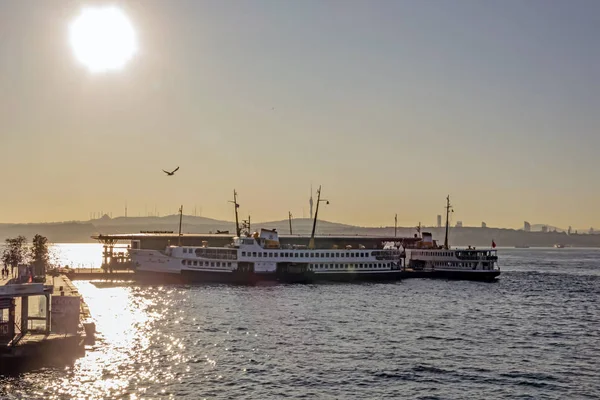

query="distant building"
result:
[524,221,531,232]
[309,186,314,220]
[568,226,572,235]
[455,221,463,228]
[481,222,487,228]
[590,227,595,234]
[437,215,442,228]
[541,225,548,233]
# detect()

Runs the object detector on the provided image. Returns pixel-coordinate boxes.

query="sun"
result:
[69,6,137,73]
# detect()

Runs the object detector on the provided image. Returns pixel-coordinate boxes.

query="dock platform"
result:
[1,273,93,374]
[65,268,135,281]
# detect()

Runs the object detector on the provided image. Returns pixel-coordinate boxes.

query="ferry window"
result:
[193,261,197,266]
[269,252,273,257]
[217,262,221,267]
[295,253,299,258]
[326,253,330,257]
[242,252,246,256]
[253,252,257,257]
[181,260,185,265]
[275,253,278,257]
[227,262,231,267]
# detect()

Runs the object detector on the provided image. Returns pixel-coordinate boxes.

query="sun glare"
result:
[69,6,137,73]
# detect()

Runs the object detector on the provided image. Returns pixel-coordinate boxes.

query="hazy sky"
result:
[1,0,599,229]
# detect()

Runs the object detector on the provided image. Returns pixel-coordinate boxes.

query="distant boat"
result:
[515,245,530,248]
[553,243,565,248]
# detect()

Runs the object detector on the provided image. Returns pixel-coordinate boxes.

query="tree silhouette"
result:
[2,235,27,277]
[31,234,49,277]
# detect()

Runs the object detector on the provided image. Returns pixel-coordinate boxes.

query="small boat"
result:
[553,243,565,248]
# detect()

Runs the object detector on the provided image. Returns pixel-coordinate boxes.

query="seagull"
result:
[162,166,179,176]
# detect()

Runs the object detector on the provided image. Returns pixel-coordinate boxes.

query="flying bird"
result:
[163,166,179,176]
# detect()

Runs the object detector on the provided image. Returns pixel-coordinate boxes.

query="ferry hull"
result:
[400,269,500,282]
[133,268,404,284]
[134,268,313,285]
[309,271,403,283]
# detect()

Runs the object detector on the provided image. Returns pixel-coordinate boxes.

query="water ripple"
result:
[1,249,600,398]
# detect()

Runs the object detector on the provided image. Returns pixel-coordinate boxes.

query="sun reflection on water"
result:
[29,282,190,399]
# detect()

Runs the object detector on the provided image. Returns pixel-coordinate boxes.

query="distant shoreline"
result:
[2,217,600,248]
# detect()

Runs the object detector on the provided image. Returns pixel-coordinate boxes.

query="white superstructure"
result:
[129,228,405,282]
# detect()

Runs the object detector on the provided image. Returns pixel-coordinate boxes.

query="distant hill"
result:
[1,216,600,247]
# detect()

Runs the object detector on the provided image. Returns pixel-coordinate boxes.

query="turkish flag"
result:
[492,240,497,249]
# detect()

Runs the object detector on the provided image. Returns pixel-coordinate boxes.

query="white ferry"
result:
[401,196,500,282]
[402,232,500,281]
[129,188,405,283]
[129,228,406,283]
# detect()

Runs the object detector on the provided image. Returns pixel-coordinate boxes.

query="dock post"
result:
[20,296,29,334]
[45,294,51,334]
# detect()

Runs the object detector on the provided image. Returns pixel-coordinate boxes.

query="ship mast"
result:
[309,185,328,249]
[444,195,453,249]
[178,205,183,246]
[229,190,241,237]
[288,211,293,235]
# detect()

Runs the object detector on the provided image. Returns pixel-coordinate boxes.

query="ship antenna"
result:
[229,190,241,237]
[309,185,329,249]
[178,205,183,246]
[289,211,293,235]
[394,213,397,237]
[444,195,453,249]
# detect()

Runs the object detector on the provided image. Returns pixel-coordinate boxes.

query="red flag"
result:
[492,240,496,249]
